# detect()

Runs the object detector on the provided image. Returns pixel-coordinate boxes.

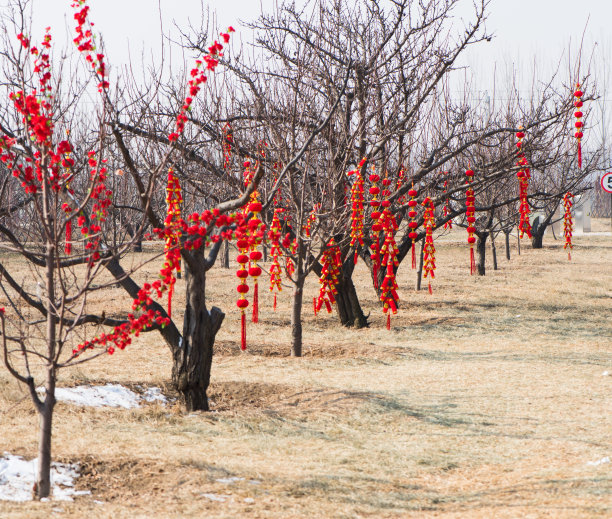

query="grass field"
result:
[1,220,611,518]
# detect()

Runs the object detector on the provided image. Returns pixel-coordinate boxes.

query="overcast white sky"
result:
[7,0,610,71]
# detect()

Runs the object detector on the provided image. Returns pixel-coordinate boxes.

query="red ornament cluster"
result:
[163,171,183,318]
[422,197,436,294]
[348,158,367,263]
[442,171,452,229]
[378,192,399,329]
[369,168,382,288]
[268,209,284,310]
[515,129,532,239]
[562,192,574,261]
[465,169,476,275]
[316,239,341,314]
[573,84,584,169]
[407,186,419,269]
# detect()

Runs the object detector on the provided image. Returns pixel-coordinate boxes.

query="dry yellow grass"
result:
[1,220,611,518]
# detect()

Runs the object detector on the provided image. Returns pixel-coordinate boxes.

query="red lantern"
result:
[247,189,265,324]
[516,129,532,239]
[574,85,584,168]
[235,231,250,350]
[465,168,476,275]
[348,158,367,263]
[563,192,574,260]
[422,197,436,294]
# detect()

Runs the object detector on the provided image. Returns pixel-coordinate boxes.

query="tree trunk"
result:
[415,238,425,290]
[476,233,487,276]
[531,231,544,249]
[335,257,368,328]
[36,384,55,499]
[291,277,304,357]
[490,230,498,270]
[220,240,230,269]
[504,230,511,261]
[172,258,224,411]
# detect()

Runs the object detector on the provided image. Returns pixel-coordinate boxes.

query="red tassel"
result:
[241,311,246,350]
[470,247,476,275]
[252,282,259,323]
[65,220,72,255]
[373,264,379,290]
[354,250,358,264]
[428,281,432,295]
[273,293,277,311]
[386,312,391,330]
[167,280,174,319]
[313,296,317,315]
[577,142,582,169]
[411,242,416,269]
[568,252,571,261]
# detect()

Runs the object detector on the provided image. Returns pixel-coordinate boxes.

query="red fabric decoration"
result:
[563,192,574,260]
[348,158,366,263]
[164,170,182,318]
[378,182,399,330]
[442,171,452,229]
[465,169,476,275]
[222,122,233,169]
[65,218,72,255]
[516,129,532,239]
[316,239,341,314]
[407,185,418,269]
[268,208,283,310]
[369,167,382,288]
[246,177,265,323]
[422,197,436,294]
[574,85,584,169]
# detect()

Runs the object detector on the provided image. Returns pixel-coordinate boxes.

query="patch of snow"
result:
[202,493,232,502]
[248,479,261,485]
[244,497,255,504]
[602,371,610,377]
[587,456,611,466]
[93,499,105,505]
[38,384,168,409]
[0,453,90,502]
[142,387,167,404]
[215,477,244,484]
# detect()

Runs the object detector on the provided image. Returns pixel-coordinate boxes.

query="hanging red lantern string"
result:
[304,203,319,237]
[396,166,407,205]
[268,208,283,310]
[465,168,476,275]
[222,122,233,169]
[407,184,419,269]
[369,166,382,288]
[163,170,183,318]
[563,192,574,260]
[574,84,584,169]
[422,197,436,294]
[348,157,367,264]
[515,129,532,239]
[246,178,265,324]
[235,230,250,350]
[316,239,341,314]
[442,171,452,229]
[378,182,399,330]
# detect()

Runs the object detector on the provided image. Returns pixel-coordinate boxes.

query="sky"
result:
[4,0,609,73]
[2,0,611,140]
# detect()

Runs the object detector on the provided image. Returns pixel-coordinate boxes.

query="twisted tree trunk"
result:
[172,256,224,411]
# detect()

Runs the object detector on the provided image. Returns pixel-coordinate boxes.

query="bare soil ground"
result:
[1,220,611,518]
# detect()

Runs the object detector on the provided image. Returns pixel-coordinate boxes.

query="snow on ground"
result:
[37,383,168,409]
[587,456,611,466]
[0,453,91,502]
